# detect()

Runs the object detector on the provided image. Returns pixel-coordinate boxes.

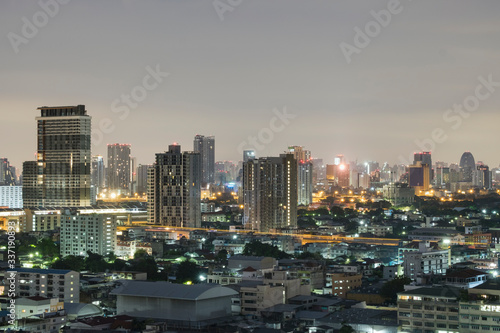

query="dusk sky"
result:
[2,0,500,170]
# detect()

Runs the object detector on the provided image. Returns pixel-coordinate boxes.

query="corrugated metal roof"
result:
[111,281,237,300]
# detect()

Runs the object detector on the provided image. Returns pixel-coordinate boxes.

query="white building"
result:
[60,212,117,257]
[0,185,22,208]
[403,241,450,282]
[8,268,80,303]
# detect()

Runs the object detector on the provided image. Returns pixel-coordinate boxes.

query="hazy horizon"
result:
[2,0,500,170]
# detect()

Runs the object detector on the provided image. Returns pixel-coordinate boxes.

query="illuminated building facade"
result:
[147,144,201,227]
[243,154,297,232]
[60,211,117,257]
[409,161,430,193]
[23,105,91,208]
[107,143,131,195]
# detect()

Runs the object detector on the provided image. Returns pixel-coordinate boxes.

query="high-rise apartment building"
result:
[147,144,201,227]
[0,186,23,208]
[91,155,105,195]
[107,144,131,195]
[23,105,91,208]
[288,146,312,206]
[243,154,297,232]
[193,135,215,184]
[298,161,313,206]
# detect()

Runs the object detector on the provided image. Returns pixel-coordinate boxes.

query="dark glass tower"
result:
[23,105,91,207]
[193,135,215,184]
[459,151,475,182]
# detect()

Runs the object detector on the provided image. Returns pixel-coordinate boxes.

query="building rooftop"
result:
[398,285,461,299]
[471,278,500,291]
[111,281,237,301]
[320,308,398,327]
[446,269,488,279]
[8,268,73,275]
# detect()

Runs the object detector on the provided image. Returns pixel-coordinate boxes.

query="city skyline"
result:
[2,1,500,169]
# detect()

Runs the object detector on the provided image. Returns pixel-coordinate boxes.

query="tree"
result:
[296,251,323,260]
[85,251,108,272]
[380,276,411,301]
[51,255,85,271]
[175,260,200,284]
[134,249,150,260]
[216,249,228,262]
[243,240,291,259]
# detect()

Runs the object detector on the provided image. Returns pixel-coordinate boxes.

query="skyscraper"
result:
[408,161,430,193]
[298,161,313,206]
[107,144,131,195]
[460,151,476,182]
[414,152,432,180]
[288,146,313,206]
[193,135,215,184]
[243,153,297,232]
[91,155,105,195]
[147,144,201,227]
[23,105,91,208]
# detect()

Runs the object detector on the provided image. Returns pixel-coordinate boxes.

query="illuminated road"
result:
[118,224,401,246]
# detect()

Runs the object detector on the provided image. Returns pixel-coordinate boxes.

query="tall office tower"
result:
[243,150,256,163]
[0,158,16,185]
[243,154,297,232]
[193,135,215,184]
[459,151,476,182]
[413,152,432,180]
[473,163,492,189]
[91,155,105,195]
[136,164,151,196]
[22,105,91,208]
[107,144,131,195]
[298,161,313,206]
[408,161,430,193]
[147,144,201,227]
